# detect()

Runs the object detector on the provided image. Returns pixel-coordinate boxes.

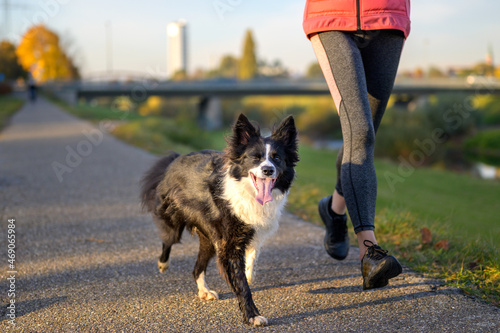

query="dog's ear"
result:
[225,114,261,161]
[232,114,260,145]
[272,116,299,166]
[272,116,297,147]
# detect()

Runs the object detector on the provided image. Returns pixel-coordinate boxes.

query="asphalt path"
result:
[1,96,499,332]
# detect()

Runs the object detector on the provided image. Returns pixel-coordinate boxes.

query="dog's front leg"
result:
[218,250,267,326]
[245,244,262,284]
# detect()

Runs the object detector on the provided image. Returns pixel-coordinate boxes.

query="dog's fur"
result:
[141,114,298,326]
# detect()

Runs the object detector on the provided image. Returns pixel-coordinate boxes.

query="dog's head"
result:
[225,114,299,205]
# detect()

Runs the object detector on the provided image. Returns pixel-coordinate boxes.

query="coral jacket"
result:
[303,0,411,39]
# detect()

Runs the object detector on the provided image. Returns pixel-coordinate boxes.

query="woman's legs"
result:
[311,30,404,259]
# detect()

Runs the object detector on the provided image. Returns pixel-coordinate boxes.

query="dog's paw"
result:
[157,260,169,273]
[249,315,268,327]
[198,290,219,301]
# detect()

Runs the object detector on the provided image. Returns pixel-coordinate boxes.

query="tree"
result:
[259,59,288,78]
[238,29,257,80]
[306,62,323,78]
[59,32,82,80]
[171,69,188,81]
[0,41,27,80]
[16,25,77,82]
[219,55,239,78]
[473,62,495,77]
[428,66,446,78]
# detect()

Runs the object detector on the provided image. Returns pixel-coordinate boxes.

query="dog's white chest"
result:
[223,175,287,235]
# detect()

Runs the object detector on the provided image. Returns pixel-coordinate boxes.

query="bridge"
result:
[47,77,500,129]
[73,77,500,99]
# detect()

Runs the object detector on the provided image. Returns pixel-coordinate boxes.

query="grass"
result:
[291,145,500,244]
[373,209,499,306]
[112,117,228,155]
[46,96,145,122]
[49,97,499,306]
[0,95,24,130]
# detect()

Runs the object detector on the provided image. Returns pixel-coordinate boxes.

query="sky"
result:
[3,0,500,79]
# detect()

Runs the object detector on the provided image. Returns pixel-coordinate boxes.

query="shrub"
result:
[112,117,213,154]
[464,129,500,166]
[420,93,480,138]
[0,82,13,95]
[375,94,482,168]
[472,95,500,126]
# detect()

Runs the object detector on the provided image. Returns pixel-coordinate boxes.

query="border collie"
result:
[141,114,298,326]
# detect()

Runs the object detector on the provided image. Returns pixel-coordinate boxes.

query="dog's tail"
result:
[140,152,181,213]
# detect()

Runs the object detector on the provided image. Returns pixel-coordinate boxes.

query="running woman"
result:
[303,0,411,289]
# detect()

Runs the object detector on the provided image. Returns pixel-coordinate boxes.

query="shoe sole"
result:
[363,255,402,290]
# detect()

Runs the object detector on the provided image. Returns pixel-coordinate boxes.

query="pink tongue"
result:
[255,178,274,205]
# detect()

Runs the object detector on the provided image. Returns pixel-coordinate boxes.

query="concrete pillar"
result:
[198,96,222,130]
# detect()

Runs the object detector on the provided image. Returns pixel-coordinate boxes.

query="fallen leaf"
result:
[434,239,449,251]
[420,227,432,244]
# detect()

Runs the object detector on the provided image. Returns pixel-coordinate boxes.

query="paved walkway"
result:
[1,96,499,332]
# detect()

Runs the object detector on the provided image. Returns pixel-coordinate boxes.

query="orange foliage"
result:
[16,25,72,82]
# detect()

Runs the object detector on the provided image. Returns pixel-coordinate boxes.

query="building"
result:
[486,43,494,67]
[166,20,188,79]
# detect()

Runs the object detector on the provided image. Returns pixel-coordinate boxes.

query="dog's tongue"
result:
[255,178,274,205]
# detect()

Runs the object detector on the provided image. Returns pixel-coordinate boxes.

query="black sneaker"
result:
[361,240,402,290]
[318,195,349,260]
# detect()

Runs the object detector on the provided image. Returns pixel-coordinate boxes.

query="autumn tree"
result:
[0,41,27,80]
[16,25,78,82]
[238,29,257,80]
[306,62,323,79]
[171,69,188,81]
[219,55,239,78]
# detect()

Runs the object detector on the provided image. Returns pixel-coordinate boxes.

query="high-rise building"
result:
[486,43,494,67]
[167,20,188,78]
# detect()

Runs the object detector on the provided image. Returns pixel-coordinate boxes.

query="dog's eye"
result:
[273,155,281,162]
[253,155,261,161]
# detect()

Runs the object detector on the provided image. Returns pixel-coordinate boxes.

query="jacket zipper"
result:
[356,0,361,30]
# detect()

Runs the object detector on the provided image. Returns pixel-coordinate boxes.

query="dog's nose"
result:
[262,166,274,176]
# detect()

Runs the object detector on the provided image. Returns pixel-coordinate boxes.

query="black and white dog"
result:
[141,114,298,326]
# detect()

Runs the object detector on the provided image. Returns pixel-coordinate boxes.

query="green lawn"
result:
[0,95,24,130]
[289,145,499,244]
[377,159,499,243]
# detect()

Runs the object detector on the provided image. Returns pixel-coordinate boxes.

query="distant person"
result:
[28,73,37,102]
[303,0,411,289]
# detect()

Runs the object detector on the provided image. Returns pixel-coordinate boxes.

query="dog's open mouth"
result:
[250,173,276,205]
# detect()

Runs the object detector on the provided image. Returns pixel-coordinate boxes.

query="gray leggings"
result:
[311,30,405,233]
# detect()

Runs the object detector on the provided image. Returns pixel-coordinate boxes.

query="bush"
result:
[375,107,433,162]
[112,117,213,155]
[0,82,13,95]
[420,93,481,138]
[220,96,341,140]
[473,95,500,126]
[375,94,482,168]
[464,129,500,166]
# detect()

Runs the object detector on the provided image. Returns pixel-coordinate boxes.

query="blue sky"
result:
[4,0,500,78]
